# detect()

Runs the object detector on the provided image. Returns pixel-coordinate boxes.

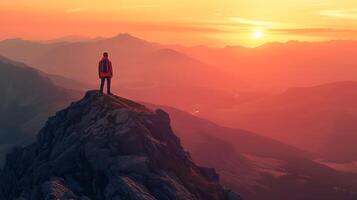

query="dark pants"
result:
[100,77,111,94]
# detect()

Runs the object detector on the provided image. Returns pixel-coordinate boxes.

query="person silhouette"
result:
[98,52,113,95]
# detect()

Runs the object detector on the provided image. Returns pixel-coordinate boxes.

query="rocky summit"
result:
[0,91,241,200]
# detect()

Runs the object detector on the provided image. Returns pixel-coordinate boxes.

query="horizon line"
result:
[1,33,357,49]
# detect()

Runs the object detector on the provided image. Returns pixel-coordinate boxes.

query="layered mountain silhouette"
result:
[0,91,241,200]
[0,34,248,114]
[0,34,228,86]
[3,35,357,122]
[170,40,357,91]
[0,56,77,164]
[209,81,357,161]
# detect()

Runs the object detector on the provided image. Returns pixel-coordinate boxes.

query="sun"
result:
[253,31,264,39]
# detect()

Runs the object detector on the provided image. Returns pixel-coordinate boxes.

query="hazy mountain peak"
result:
[0,37,30,44]
[110,33,148,43]
[1,37,24,42]
[0,90,241,200]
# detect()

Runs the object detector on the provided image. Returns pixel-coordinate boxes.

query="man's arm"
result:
[109,61,113,77]
[98,61,101,78]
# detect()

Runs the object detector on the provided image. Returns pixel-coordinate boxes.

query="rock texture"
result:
[0,91,241,200]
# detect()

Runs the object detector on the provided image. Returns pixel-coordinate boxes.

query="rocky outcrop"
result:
[0,91,241,200]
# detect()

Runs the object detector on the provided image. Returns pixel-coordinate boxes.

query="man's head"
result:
[103,52,108,58]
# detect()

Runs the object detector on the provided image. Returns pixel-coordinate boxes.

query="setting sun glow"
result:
[253,31,264,39]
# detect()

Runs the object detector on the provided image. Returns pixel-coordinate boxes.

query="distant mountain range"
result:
[208,81,357,161]
[169,40,357,91]
[3,35,357,93]
[3,35,357,121]
[0,34,248,115]
[0,34,230,86]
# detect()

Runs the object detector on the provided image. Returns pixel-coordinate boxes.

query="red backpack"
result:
[101,60,109,73]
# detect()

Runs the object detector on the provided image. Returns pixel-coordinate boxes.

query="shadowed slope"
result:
[0,56,77,164]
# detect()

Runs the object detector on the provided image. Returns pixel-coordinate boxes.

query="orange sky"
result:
[1,0,357,46]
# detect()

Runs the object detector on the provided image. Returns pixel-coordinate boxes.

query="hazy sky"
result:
[2,0,357,46]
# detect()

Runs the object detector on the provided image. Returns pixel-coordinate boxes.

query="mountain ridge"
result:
[0,90,241,200]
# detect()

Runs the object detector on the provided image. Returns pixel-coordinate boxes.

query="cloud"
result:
[317,9,357,20]
[269,28,357,37]
[223,16,357,37]
[108,21,228,34]
[228,17,285,27]
[119,4,163,9]
[66,8,87,14]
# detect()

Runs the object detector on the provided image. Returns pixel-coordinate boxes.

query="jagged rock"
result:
[0,91,242,200]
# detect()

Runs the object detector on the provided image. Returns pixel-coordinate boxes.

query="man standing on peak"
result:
[98,52,113,95]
